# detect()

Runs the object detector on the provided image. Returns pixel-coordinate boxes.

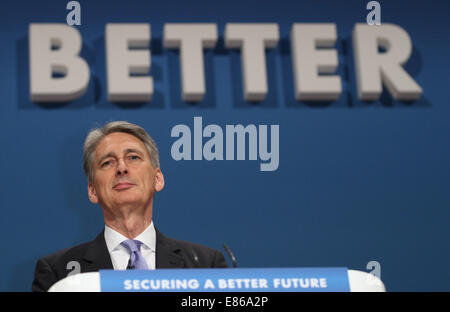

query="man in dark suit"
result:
[32,121,228,292]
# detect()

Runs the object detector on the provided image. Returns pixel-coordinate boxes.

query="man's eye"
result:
[101,160,112,168]
[129,155,140,161]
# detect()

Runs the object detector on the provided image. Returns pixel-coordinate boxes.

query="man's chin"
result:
[112,193,143,206]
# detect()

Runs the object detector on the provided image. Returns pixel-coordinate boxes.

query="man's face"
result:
[87,132,164,214]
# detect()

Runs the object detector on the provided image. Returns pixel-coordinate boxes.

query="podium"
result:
[48,268,386,292]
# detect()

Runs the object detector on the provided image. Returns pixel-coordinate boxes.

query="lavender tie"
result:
[120,239,149,270]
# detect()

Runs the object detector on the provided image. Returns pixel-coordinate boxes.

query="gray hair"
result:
[83,121,160,183]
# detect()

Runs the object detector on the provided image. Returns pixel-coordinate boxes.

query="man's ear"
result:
[88,182,99,204]
[154,169,165,192]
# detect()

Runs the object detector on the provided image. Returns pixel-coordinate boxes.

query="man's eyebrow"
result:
[124,148,145,157]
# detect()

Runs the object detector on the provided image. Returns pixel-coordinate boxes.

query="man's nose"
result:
[116,158,128,175]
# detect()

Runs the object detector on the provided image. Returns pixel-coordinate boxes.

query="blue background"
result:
[0,0,449,291]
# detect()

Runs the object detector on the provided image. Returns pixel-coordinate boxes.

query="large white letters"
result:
[106,23,152,102]
[225,23,279,101]
[291,23,341,101]
[353,23,422,101]
[163,24,218,102]
[28,22,423,104]
[29,23,90,102]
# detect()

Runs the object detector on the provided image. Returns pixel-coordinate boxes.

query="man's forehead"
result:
[95,132,147,157]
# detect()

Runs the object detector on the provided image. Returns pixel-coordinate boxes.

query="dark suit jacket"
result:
[32,228,228,292]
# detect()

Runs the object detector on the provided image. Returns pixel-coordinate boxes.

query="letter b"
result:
[29,24,90,102]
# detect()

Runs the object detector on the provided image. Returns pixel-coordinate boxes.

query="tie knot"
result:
[120,239,144,253]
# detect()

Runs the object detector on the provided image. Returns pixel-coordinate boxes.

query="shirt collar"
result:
[104,221,156,253]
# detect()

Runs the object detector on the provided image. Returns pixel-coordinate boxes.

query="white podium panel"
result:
[48,269,385,292]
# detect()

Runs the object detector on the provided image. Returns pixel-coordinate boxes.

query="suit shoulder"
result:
[163,235,219,254]
[32,239,96,292]
[38,240,92,268]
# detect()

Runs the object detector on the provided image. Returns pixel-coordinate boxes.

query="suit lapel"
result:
[155,228,185,268]
[82,230,114,271]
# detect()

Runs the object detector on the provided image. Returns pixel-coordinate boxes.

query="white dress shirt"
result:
[104,222,156,270]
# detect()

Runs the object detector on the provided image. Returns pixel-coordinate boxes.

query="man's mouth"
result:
[113,182,135,190]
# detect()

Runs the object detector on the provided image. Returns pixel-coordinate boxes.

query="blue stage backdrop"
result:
[0,0,449,291]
